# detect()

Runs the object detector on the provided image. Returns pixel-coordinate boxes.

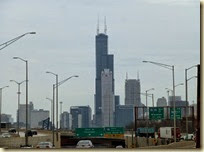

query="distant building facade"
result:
[157,97,167,107]
[30,109,49,128]
[101,69,114,127]
[1,114,13,124]
[70,106,91,129]
[60,112,72,130]
[125,79,141,106]
[18,102,34,127]
[115,105,134,127]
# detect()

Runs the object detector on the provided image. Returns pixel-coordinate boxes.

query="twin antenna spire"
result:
[97,16,107,35]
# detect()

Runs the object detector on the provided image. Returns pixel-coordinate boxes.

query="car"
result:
[36,142,53,148]
[31,130,37,135]
[25,130,33,137]
[116,145,123,148]
[76,140,94,148]
[9,128,16,133]
[1,133,11,138]
[185,134,194,140]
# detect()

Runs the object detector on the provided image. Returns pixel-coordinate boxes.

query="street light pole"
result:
[143,60,177,142]
[0,32,36,51]
[0,86,9,134]
[13,57,29,146]
[10,80,26,136]
[185,65,197,138]
[60,101,63,129]
[145,88,154,145]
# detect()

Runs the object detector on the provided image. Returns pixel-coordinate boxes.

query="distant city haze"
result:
[0,0,199,122]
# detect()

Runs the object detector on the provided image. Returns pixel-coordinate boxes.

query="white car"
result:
[76,140,94,148]
[36,142,53,148]
[1,133,11,138]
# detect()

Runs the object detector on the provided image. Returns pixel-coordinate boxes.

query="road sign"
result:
[75,128,104,137]
[170,107,181,119]
[104,134,124,139]
[104,127,124,134]
[149,107,164,120]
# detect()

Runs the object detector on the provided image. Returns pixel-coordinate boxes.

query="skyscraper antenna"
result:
[104,16,107,34]
[137,71,140,80]
[97,14,99,34]
[126,72,128,80]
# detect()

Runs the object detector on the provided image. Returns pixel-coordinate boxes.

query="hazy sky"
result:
[0,0,199,121]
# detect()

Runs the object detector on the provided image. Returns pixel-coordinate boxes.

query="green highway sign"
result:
[75,128,104,137]
[149,107,164,120]
[170,107,181,119]
[104,127,124,134]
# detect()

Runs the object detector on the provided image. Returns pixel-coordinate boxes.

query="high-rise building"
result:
[70,106,92,129]
[157,97,167,107]
[94,21,114,127]
[30,109,49,128]
[125,79,141,106]
[60,112,72,130]
[101,69,114,127]
[115,105,134,128]
[18,101,34,127]
[1,114,13,124]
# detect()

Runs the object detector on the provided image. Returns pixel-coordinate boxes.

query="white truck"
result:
[158,127,181,141]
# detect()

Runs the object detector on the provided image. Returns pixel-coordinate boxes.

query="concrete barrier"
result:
[0,135,52,148]
[125,136,168,148]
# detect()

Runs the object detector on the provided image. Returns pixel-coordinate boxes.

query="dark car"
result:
[31,130,37,135]
[9,128,16,133]
[25,130,33,137]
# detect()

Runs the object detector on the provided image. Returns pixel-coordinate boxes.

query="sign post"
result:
[170,107,181,119]
[149,107,164,120]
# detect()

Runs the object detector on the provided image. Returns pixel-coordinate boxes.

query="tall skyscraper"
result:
[125,79,141,106]
[94,19,114,127]
[101,69,114,127]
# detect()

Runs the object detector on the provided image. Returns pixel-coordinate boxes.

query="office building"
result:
[60,112,72,130]
[94,21,114,127]
[101,69,114,127]
[125,79,141,106]
[70,106,92,129]
[18,102,34,127]
[30,109,49,128]
[157,97,167,107]
[115,105,134,128]
[1,114,13,124]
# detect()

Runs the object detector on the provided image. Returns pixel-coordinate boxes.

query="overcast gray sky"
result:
[0,0,199,121]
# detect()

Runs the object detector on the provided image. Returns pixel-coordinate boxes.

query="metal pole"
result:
[152,94,154,107]
[145,90,148,145]
[167,90,169,106]
[56,75,58,141]
[0,89,2,134]
[52,84,55,147]
[196,64,200,148]
[185,69,188,138]
[172,66,176,142]
[17,84,20,136]
[25,60,28,146]
[60,102,62,129]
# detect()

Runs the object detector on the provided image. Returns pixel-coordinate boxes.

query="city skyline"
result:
[0,0,199,121]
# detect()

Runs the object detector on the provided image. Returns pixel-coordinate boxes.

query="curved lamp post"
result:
[0,32,36,51]
[143,60,177,142]
[10,80,26,135]
[0,86,9,134]
[13,56,29,146]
